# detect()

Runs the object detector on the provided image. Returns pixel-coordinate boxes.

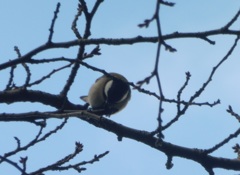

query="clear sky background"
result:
[1,1,240,175]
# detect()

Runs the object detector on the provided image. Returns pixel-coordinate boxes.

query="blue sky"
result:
[1,1,240,175]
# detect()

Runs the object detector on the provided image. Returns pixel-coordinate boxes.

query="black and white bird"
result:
[81,73,131,116]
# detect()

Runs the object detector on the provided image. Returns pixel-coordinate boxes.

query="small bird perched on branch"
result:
[81,72,131,116]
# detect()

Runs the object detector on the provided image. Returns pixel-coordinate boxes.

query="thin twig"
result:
[5,64,16,90]
[14,46,31,87]
[2,119,67,162]
[60,0,103,101]
[51,151,109,173]
[2,26,240,71]
[48,3,61,43]
[30,142,83,175]
[159,0,175,6]
[28,57,74,64]
[72,2,83,39]
[22,63,31,87]
[163,35,240,130]
[0,156,27,175]
[28,63,72,87]
[222,8,240,29]
[177,72,191,112]
[227,105,240,122]
[204,128,240,154]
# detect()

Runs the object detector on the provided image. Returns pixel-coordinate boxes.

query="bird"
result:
[80,72,131,116]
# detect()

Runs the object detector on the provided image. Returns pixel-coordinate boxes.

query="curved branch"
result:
[0,156,26,175]
[0,89,84,110]
[2,111,240,172]
[77,112,240,172]
[1,27,240,71]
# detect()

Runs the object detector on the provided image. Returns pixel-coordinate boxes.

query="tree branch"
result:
[3,111,240,172]
[1,26,240,71]
[0,89,85,110]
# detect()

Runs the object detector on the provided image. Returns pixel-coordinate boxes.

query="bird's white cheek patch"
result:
[104,80,113,97]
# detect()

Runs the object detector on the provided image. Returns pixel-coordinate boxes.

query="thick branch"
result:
[0,89,84,110]
[79,114,240,171]
[1,27,240,70]
[1,111,240,172]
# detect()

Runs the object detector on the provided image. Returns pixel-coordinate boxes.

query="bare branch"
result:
[159,0,175,6]
[52,150,109,173]
[14,137,21,150]
[2,119,67,162]
[28,63,72,87]
[29,142,83,174]
[204,128,240,154]
[165,155,174,169]
[222,8,240,30]
[14,46,22,58]
[177,72,191,112]
[59,0,104,99]
[67,111,240,172]
[48,2,61,43]
[0,156,27,175]
[72,2,83,39]
[2,26,240,71]
[19,157,28,174]
[163,36,240,130]
[5,64,16,90]
[79,0,104,38]
[0,89,85,110]
[227,105,240,122]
